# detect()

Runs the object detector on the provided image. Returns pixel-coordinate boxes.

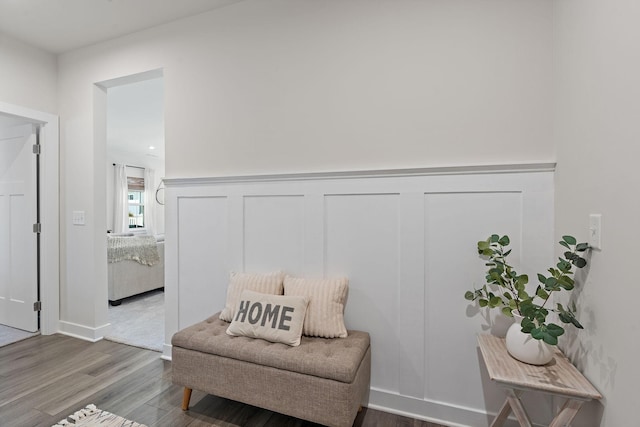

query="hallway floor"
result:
[0,324,39,348]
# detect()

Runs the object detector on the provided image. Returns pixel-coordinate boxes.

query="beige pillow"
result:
[226,290,309,346]
[284,276,349,338]
[219,271,284,322]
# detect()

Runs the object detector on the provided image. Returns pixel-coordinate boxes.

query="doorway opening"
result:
[101,71,165,352]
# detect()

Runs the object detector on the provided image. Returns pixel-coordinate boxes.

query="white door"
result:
[0,124,38,332]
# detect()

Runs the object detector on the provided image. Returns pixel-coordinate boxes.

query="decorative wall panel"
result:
[243,195,305,273]
[176,196,228,329]
[165,165,555,426]
[325,194,401,391]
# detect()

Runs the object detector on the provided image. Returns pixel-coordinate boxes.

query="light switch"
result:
[589,214,601,250]
[72,211,85,226]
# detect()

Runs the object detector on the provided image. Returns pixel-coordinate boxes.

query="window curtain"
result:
[144,168,156,236]
[113,164,128,234]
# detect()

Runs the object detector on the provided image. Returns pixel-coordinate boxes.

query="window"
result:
[127,176,145,228]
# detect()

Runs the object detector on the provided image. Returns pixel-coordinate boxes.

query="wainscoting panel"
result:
[243,195,305,273]
[325,193,401,392]
[176,196,229,330]
[424,191,523,408]
[164,165,555,426]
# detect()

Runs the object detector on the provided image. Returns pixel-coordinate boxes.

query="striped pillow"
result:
[219,271,285,322]
[283,276,349,338]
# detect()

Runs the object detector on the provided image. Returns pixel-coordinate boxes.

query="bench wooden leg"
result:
[182,387,192,411]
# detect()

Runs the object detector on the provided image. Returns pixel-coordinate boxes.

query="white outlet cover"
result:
[588,214,602,250]
[72,210,85,225]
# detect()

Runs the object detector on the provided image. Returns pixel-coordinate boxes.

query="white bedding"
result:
[107,234,159,266]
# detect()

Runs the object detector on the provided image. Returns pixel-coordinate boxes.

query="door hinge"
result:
[34,301,42,312]
[32,144,41,155]
[33,223,42,233]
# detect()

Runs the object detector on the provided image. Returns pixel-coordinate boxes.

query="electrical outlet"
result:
[589,214,601,250]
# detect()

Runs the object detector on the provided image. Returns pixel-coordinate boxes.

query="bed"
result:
[107,234,165,305]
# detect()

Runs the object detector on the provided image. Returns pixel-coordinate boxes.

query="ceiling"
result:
[107,77,164,161]
[0,0,244,54]
[0,1,242,159]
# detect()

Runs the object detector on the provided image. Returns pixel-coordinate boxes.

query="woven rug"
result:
[52,404,147,427]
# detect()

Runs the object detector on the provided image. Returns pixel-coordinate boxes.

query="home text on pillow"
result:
[226,290,309,346]
[235,299,295,331]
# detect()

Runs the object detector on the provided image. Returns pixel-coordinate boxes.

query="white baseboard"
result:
[162,343,172,361]
[368,388,536,427]
[58,320,110,342]
[368,388,481,427]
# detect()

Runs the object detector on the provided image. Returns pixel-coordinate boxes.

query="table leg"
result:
[490,398,512,427]
[506,389,533,427]
[548,399,584,427]
[491,389,533,427]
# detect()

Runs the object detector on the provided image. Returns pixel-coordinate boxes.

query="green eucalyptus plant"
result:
[464,234,589,345]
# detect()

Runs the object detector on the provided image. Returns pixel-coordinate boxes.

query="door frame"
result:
[0,101,59,335]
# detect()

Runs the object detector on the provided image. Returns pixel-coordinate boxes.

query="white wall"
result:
[163,0,554,177]
[553,0,640,425]
[0,33,57,114]
[59,0,554,179]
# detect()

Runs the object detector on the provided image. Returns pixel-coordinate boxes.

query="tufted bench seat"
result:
[172,312,371,427]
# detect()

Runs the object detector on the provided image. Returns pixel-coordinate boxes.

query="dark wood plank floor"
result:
[0,334,446,427]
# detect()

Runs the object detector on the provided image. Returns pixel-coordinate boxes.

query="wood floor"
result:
[0,334,446,427]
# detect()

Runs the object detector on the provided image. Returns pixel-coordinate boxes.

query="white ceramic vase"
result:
[505,312,554,365]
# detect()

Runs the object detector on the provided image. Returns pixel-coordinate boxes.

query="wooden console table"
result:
[477,334,601,427]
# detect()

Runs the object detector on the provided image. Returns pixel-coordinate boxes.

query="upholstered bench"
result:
[171,312,371,427]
